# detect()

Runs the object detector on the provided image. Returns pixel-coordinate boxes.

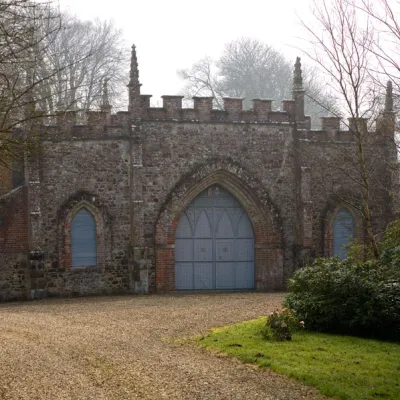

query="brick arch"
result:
[57,191,112,270]
[155,162,284,292]
[323,202,364,258]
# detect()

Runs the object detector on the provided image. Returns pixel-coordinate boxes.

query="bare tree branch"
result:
[177,37,339,127]
[299,0,393,258]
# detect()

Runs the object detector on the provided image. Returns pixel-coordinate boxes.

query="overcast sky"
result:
[58,0,314,104]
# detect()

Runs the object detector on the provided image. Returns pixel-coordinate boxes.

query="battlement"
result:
[48,96,311,131]
[40,102,390,144]
[35,47,394,143]
[298,115,395,143]
[34,48,314,135]
[141,95,303,124]
[125,47,311,127]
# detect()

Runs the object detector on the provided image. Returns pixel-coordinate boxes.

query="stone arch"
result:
[58,191,112,270]
[155,161,284,292]
[323,201,363,258]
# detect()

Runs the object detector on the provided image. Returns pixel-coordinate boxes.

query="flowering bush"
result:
[261,308,304,341]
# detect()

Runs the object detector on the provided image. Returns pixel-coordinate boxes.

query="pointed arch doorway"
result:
[175,185,254,290]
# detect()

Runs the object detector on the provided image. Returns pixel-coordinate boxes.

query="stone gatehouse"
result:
[0,45,397,300]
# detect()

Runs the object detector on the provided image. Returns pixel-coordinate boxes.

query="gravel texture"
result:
[0,293,328,399]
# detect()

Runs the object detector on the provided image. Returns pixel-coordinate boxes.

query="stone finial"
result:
[128,44,142,117]
[293,57,305,122]
[293,57,303,90]
[129,44,140,87]
[376,80,395,136]
[100,78,112,116]
[385,80,393,112]
[101,78,111,110]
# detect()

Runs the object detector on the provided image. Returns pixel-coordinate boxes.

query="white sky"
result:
[58,0,314,104]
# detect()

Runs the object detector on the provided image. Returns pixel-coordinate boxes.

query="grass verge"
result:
[195,318,400,400]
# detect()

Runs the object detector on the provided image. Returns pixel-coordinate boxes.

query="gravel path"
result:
[0,293,328,399]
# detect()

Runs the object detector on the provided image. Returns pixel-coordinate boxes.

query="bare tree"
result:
[178,57,224,109]
[355,0,400,110]
[178,37,339,127]
[217,38,292,109]
[178,38,291,109]
[0,0,63,172]
[0,1,130,185]
[300,0,395,258]
[36,12,129,114]
[302,66,341,122]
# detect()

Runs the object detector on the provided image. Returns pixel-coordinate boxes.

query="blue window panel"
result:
[216,262,235,289]
[175,185,255,290]
[216,211,234,238]
[216,240,234,261]
[175,263,194,290]
[235,262,255,289]
[175,239,193,262]
[194,263,213,289]
[235,239,254,261]
[194,239,212,261]
[237,213,253,238]
[176,214,192,238]
[194,210,212,238]
[333,209,355,259]
[71,208,97,267]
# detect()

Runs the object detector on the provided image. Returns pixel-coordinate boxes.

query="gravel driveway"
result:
[0,293,327,399]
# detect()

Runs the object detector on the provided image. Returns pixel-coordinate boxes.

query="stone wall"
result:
[21,118,300,295]
[31,136,133,297]
[298,129,396,260]
[136,120,299,291]
[0,187,29,300]
[0,254,28,301]
[0,48,396,300]
[1,115,396,299]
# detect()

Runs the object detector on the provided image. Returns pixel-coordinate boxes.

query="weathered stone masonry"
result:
[0,47,397,300]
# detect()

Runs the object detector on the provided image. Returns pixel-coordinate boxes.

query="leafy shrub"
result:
[378,219,400,272]
[345,238,374,263]
[284,257,400,341]
[381,219,400,251]
[261,308,304,341]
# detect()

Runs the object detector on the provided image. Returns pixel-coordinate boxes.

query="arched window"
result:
[71,208,97,266]
[333,208,355,259]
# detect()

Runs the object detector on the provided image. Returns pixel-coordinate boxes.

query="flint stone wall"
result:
[0,117,396,299]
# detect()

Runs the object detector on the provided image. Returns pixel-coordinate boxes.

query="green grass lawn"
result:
[195,318,400,400]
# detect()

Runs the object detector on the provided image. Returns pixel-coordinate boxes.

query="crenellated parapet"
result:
[123,45,311,126]
[299,116,360,142]
[36,46,394,144]
[131,95,311,124]
[40,99,393,145]
[299,109,395,143]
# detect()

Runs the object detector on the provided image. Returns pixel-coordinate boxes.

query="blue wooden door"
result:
[175,186,254,290]
[71,208,97,266]
[333,209,354,259]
